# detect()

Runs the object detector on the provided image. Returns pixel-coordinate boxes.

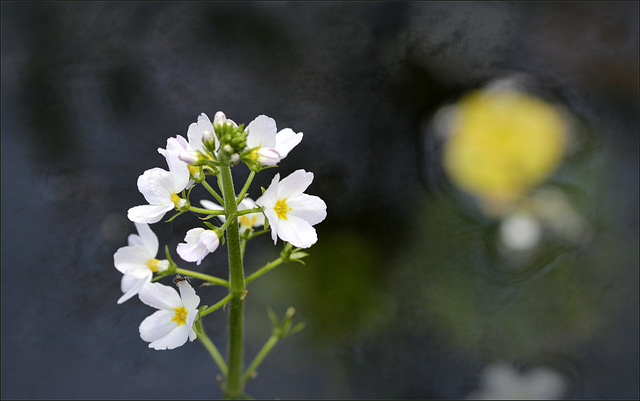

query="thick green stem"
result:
[219,164,246,399]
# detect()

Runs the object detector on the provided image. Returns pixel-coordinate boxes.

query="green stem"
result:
[246,229,269,240]
[236,170,256,205]
[200,294,233,317]
[245,258,284,285]
[196,320,228,376]
[243,334,279,383]
[236,207,264,216]
[219,164,246,399]
[188,206,227,215]
[175,268,229,288]
[202,179,225,205]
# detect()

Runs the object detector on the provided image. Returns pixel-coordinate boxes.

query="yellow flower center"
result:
[171,306,188,326]
[247,150,259,163]
[239,215,257,228]
[274,199,291,219]
[171,193,183,207]
[146,258,161,272]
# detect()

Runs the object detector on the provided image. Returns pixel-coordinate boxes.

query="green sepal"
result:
[267,307,279,328]
[165,245,178,274]
[288,251,309,265]
[203,221,219,231]
[269,307,304,339]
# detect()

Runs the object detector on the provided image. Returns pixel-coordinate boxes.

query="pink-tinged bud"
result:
[255,148,281,166]
[179,151,200,165]
[213,111,227,126]
[203,130,215,145]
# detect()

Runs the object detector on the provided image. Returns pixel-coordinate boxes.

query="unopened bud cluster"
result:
[216,123,248,159]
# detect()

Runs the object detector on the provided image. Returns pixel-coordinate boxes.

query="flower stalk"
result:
[116,111,325,399]
[218,162,247,399]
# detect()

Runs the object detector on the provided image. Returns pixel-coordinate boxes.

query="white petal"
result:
[277,215,318,248]
[138,282,182,311]
[177,281,201,311]
[186,310,198,342]
[238,197,256,210]
[127,233,143,247]
[277,169,313,199]
[176,228,218,265]
[149,324,190,350]
[127,204,173,224]
[287,194,327,226]
[201,199,224,211]
[134,222,159,256]
[164,149,190,185]
[246,115,277,148]
[262,208,279,244]
[136,168,174,205]
[156,259,170,272]
[237,197,265,228]
[117,272,152,304]
[275,128,303,158]
[255,173,280,209]
[187,113,215,153]
[139,309,178,342]
[114,245,153,277]
[201,230,220,252]
[141,165,189,197]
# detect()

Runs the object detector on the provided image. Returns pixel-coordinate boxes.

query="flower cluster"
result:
[114,111,326,359]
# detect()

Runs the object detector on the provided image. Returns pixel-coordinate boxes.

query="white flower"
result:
[245,115,303,166]
[138,281,200,350]
[114,223,170,304]
[466,362,569,400]
[200,197,265,234]
[256,169,327,248]
[127,166,190,224]
[176,227,220,265]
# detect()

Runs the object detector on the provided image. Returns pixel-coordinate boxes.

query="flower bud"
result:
[223,144,234,154]
[213,111,227,126]
[203,130,215,146]
[179,151,200,165]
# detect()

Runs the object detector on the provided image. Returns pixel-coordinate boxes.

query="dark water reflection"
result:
[2,2,638,399]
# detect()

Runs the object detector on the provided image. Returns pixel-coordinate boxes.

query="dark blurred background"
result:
[1,1,638,399]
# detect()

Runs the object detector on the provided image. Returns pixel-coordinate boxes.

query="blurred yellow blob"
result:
[443,89,568,215]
